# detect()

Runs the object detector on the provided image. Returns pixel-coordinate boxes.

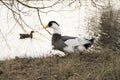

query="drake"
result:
[20,31,34,39]
[44,21,94,54]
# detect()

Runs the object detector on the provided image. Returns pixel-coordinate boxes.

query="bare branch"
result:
[1,0,19,15]
[16,0,62,9]
[5,21,17,37]
[12,11,27,32]
[91,0,106,10]
[68,0,76,7]
[37,8,52,35]
[0,29,11,49]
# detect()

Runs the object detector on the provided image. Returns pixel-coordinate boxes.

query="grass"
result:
[0,49,120,80]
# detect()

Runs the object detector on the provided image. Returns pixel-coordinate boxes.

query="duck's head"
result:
[44,21,59,29]
[44,21,61,34]
[31,31,34,33]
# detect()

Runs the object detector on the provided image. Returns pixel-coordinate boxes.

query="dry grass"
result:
[0,49,120,80]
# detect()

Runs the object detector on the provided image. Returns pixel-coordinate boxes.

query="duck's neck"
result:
[30,32,33,38]
[53,27,61,34]
[30,32,33,35]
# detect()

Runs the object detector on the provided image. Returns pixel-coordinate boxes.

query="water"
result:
[0,0,119,60]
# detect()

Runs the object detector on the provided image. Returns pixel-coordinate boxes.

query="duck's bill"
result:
[44,25,49,28]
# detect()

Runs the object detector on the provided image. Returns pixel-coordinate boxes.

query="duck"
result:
[19,31,34,39]
[44,21,94,54]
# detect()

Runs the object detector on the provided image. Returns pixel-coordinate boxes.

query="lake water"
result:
[0,0,119,60]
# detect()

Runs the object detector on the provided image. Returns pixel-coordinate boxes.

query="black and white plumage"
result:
[44,21,94,54]
[20,31,34,39]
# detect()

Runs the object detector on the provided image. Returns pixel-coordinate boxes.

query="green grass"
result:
[0,49,120,80]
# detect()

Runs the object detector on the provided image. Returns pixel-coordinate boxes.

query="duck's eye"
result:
[48,22,52,27]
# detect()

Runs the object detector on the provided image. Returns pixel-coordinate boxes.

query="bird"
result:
[44,21,94,54]
[19,31,34,39]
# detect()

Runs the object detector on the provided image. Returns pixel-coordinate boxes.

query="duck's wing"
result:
[61,36,77,41]
[64,38,95,51]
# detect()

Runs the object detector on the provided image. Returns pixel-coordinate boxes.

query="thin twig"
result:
[12,11,27,32]
[1,0,19,15]
[39,7,78,13]
[16,0,60,10]
[91,0,106,10]
[0,29,11,50]
[37,8,52,35]
[5,21,17,37]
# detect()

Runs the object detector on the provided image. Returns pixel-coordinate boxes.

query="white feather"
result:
[63,46,74,53]
[63,38,91,53]
[52,23,61,34]
[64,38,91,46]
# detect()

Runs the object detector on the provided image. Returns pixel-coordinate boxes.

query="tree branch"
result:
[1,0,19,15]
[16,0,61,10]
[37,8,52,35]
[0,29,11,50]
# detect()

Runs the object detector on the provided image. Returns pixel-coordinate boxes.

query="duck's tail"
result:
[89,38,94,44]
[84,38,95,49]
